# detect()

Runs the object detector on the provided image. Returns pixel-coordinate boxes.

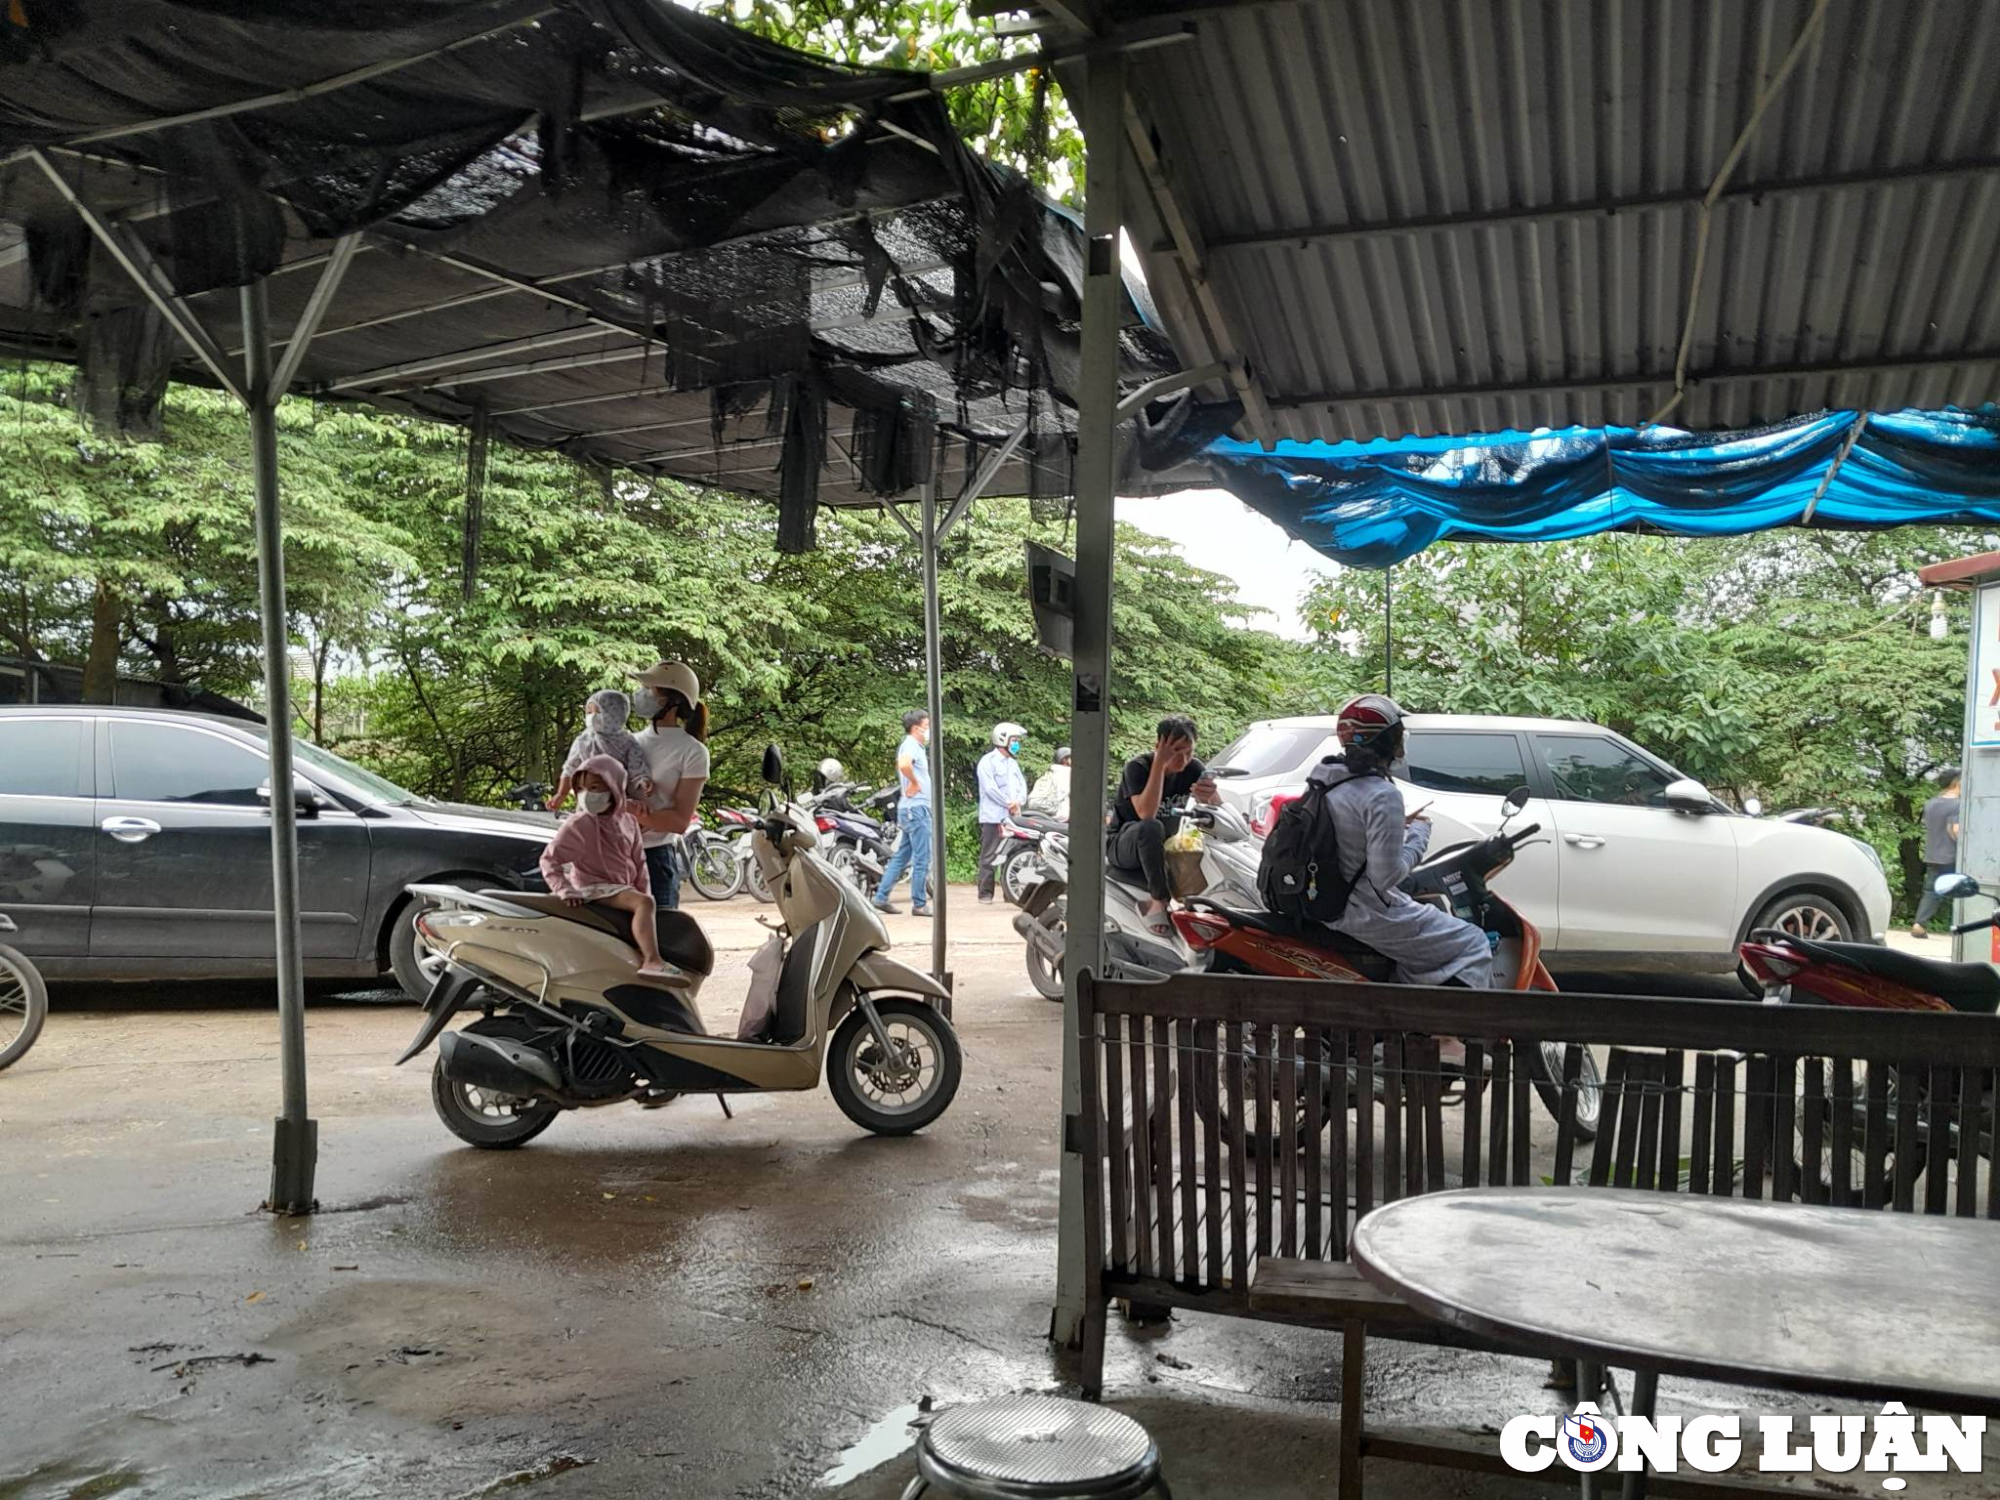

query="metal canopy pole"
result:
[1051,47,1126,1350]
[920,474,950,998]
[242,279,317,1214]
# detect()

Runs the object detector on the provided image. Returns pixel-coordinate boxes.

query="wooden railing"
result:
[1075,970,2000,1352]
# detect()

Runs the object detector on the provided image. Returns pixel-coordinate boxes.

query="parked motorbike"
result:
[396,745,963,1147]
[682,811,745,902]
[712,805,774,902]
[991,810,1067,905]
[1173,787,1601,1138]
[804,780,898,896]
[0,913,48,1071]
[1739,871,1998,1183]
[1011,801,1259,1003]
[505,780,552,813]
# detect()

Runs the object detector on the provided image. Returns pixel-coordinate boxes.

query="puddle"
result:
[0,1462,145,1500]
[817,1404,925,1488]
[459,1454,594,1497]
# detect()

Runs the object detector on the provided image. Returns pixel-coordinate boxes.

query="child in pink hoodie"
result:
[538,752,667,976]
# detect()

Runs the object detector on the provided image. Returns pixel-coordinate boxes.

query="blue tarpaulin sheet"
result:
[1203,408,2000,569]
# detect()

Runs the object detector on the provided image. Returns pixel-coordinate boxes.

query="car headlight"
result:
[1844,835,1884,874]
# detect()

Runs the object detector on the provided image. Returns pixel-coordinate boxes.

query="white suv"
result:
[1209,713,1891,977]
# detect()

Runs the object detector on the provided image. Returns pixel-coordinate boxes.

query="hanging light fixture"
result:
[1931,592,1949,640]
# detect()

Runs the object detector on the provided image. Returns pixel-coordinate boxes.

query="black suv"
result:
[0,706,553,997]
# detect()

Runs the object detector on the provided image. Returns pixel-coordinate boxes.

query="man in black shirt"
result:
[1110,715,1221,932]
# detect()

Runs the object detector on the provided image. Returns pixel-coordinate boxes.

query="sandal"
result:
[1140,900,1175,938]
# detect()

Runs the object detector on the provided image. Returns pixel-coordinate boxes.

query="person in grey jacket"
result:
[1313,694,1492,988]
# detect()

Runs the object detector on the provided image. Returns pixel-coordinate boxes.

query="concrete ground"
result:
[0,892,1975,1499]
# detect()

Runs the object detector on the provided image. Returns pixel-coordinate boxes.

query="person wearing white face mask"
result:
[548,688,651,811]
[627,660,712,911]
[537,756,667,975]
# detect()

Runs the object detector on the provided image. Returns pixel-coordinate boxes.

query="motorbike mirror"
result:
[1937,871,1981,900]
[1742,796,1763,818]
[761,744,785,788]
[1663,778,1714,814]
[1501,786,1531,818]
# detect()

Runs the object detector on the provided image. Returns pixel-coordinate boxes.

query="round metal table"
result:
[1352,1187,2000,1416]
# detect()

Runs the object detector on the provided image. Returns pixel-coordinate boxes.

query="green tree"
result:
[692,1,1084,200]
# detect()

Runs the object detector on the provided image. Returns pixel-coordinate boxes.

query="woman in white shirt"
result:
[627,660,711,910]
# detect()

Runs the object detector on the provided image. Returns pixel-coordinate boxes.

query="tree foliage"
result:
[0,361,1313,815]
[692,1,1084,200]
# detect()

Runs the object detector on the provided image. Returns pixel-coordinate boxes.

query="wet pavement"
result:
[0,893,1975,1498]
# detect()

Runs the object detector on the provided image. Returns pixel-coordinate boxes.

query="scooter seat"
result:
[1192,902,1398,982]
[1014,812,1066,833]
[1765,934,2000,1013]
[488,891,715,977]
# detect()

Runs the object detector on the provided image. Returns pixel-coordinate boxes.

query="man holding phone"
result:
[1109,715,1220,935]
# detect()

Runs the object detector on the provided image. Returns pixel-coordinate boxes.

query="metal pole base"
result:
[264,1116,319,1215]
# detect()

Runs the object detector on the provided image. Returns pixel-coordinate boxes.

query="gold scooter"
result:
[396,746,960,1147]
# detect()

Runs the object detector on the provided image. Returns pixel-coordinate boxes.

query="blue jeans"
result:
[645,842,682,911]
[874,804,931,910]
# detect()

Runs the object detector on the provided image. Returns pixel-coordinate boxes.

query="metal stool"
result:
[899,1395,1173,1500]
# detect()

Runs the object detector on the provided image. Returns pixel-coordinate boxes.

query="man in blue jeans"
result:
[873,709,934,916]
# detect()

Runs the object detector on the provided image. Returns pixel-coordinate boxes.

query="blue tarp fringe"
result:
[1204,407,2000,569]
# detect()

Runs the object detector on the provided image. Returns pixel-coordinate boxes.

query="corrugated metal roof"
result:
[1070,0,2000,445]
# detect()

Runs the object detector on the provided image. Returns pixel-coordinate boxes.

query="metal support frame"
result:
[1113,360,1228,420]
[38,153,333,1212]
[919,476,950,994]
[241,279,318,1215]
[1051,45,1126,1351]
[270,233,360,394]
[1801,412,1870,525]
[29,150,245,403]
[937,420,1032,541]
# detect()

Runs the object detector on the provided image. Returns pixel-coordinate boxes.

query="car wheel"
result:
[388,878,490,1001]
[1737,890,1853,996]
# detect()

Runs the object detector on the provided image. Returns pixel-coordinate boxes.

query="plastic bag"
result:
[1164,820,1208,898]
[736,933,784,1042]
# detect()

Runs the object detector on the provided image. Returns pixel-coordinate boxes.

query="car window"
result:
[109,721,269,806]
[1403,731,1528,796]
[1210,724,1335,779]
[0,718,87,797]
[1533,734,1673,808]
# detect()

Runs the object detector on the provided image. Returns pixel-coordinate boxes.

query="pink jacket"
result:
[539,753,651,898]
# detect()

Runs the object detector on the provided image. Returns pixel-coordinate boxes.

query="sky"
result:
[1116,488,1339,641]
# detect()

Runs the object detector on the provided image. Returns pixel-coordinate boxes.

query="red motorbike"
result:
[1738,872,1997,1183]
[1171,788,1602,1139]
[1739,871,2000,1014]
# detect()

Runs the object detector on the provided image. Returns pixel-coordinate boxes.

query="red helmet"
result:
[1335,694,1406,750]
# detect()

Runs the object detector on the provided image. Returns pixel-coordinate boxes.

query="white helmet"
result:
[1054,745,1072,764]
[991,721,1027,750]
[817,757,844,782]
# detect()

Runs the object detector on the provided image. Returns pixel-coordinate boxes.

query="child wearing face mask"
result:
[547,689,651,811]
[538,755,668,976]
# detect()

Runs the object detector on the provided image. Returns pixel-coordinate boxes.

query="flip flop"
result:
[1141,905,1175,938]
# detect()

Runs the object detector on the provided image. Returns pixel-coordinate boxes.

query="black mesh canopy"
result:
[0,0,1204,543]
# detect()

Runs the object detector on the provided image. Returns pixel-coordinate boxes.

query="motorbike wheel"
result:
[1026,935,1064,1002]
[744,856,775,904]
[0,941,49,1071]
[688,836,744,901]
[430,1016,562,1149]
[1001,845,1039,906]
[827,996,962,1136]
[827,843,872,896]
[1527,1042,1603,1143]
[1791,1060,1928,1200]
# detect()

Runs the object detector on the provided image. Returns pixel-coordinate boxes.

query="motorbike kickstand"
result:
[715,1093,733,1119]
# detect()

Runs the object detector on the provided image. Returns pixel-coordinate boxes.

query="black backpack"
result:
[1257,765,1377,925]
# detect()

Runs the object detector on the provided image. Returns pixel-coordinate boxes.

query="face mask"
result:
[580,790,613,814]
[1008,740,1022,756]
[631,688,662,721]
[585,710,610,734]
